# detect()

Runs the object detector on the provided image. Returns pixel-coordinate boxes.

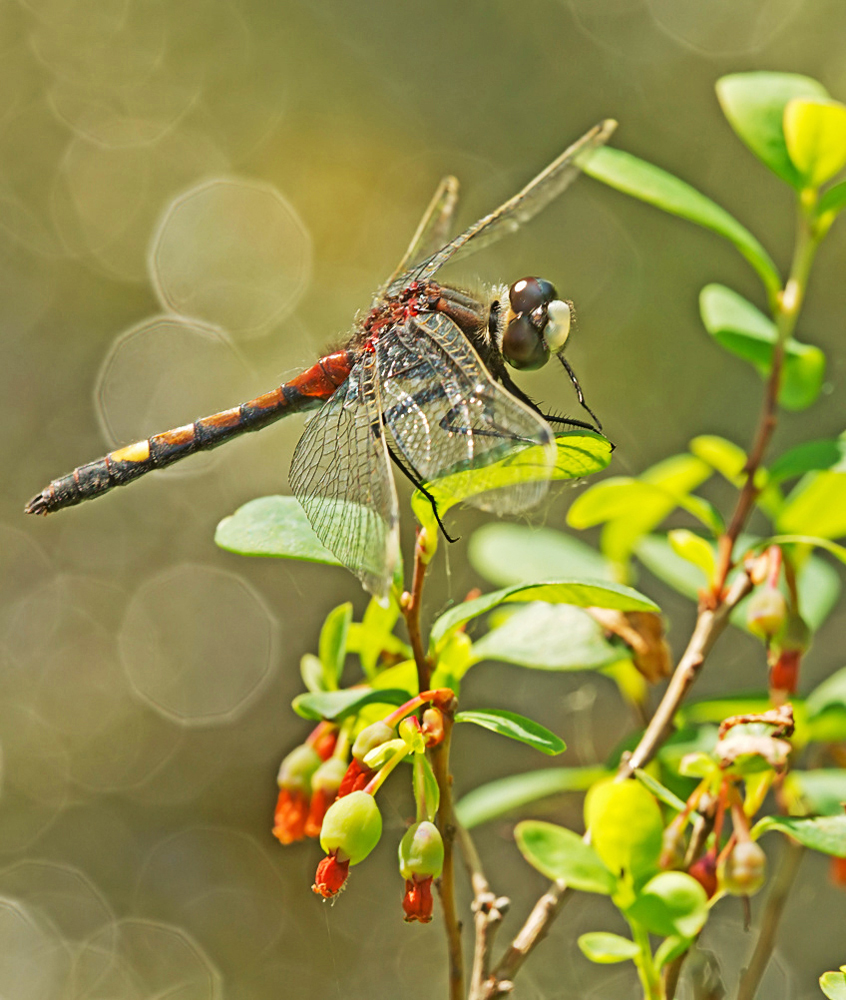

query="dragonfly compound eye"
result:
[508,276,557,314]
[502,314,549,370]
[543,299,571,354]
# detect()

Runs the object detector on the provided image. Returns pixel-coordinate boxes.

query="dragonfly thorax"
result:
[499,276,572,371]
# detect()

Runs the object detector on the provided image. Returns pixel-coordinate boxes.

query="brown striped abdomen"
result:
[25,351,355,515]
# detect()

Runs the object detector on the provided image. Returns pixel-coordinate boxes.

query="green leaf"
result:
[577,932,639,964]
[636,533,709,599]
[806,667,846,743]
[292,687,410,721]
[633,769,687,813]
[455,709,566,756]
[778,472,846,539]
[581,145,781,297]
[668,529,716,584]
[300,653,326,693]
[689,434,748,483]
[769,438,846,482]
[818,180,846,217]
[585,779,664,882]
[820,969,846,1000]
[788,769,846,816]
[470,603,624,671]
[454,766,609,829]
[700,284,826,411]
[430,579,659,648]
[468,523,614,587]
[419,430,612,519]
[627,871,708,939]
[784,98,846,188]
[215,495,340,563]
[751,814,846,856]
[690,434,783,517]
[319,603,352,690]
[515,820,616,893]
[715,72,829,188]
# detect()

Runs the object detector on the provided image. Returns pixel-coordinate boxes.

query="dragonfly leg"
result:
[499,369,603,435]
[385,443,458,544]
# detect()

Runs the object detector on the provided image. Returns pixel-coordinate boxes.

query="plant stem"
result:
[402,532,432,692]
[455,823,509,1000]
[432,714,464,1000]
[631,920,664,1000]
[736,840,804,1000]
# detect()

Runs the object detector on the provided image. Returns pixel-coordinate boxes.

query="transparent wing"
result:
[289,353,399,600]
[378,312,556,515]
[387,119,616,295]
[377,175,460,303]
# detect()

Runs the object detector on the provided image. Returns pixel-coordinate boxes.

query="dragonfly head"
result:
[501,276,572,371]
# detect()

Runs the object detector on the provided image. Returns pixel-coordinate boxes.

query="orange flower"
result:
[337,758,374,798]
[313,852,350,898]
[402,876,435,923]
[830,855,846,888]
[272,787,310,845]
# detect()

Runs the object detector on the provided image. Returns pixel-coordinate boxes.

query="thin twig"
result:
[402,532,432,692]
[736,840,804,1000]
[432,715,464,1000]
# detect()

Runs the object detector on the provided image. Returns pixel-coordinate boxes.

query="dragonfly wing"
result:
[377,175,460,302]
[289,353,399,600]
[378,312,556,515]
[388,119,616,294]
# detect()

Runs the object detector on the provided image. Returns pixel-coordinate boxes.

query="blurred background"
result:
[2,0,846,996]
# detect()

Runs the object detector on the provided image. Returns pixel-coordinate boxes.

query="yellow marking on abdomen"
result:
[111,440,151,463]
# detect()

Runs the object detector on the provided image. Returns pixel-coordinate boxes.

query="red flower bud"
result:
[689,851,718,898]
[830,855,846,888]
[313,852,350,898]
[337,758,374,798]
[402,876,435,923]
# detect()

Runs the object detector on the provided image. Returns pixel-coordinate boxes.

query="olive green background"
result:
[2,0,845,997]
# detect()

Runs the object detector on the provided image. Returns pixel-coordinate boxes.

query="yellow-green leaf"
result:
[784,98,846,188]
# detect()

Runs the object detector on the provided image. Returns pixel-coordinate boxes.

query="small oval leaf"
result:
[585,779,663,882]
[578,932,640,964]
[455,766,609,829]
[455,709,566,755]
[716,72,829,188]
[626,871,708,939]
[515,820,617,894]
[216,495,340,564]
[292,687,410,722]
[751,814,846,856]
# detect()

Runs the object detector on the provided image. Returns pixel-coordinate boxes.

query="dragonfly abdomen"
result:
[25,350,355,515]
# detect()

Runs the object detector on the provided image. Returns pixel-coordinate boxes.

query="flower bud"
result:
[402,876,435,923]
[398,821,444,881]
[688,851,718,898]
[422,707,445,747]
[277,744,322,793]
[718,840,767,896]
[352,721,395,763]
[746,586,787,642]
[320,790,382,865]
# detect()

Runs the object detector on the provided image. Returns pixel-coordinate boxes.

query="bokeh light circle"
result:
[94,314,251,477]
[150,177,312,338]
[119,564,278,725]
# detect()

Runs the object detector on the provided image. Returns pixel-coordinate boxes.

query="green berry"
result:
[277,744,322,793]
[718,840,766,896]
[398,821,444,880]
[320,790,382,865]
[312,757,347,795]
[352,721,395,763]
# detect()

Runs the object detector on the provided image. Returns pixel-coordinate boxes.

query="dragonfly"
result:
[26,119,616,598]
